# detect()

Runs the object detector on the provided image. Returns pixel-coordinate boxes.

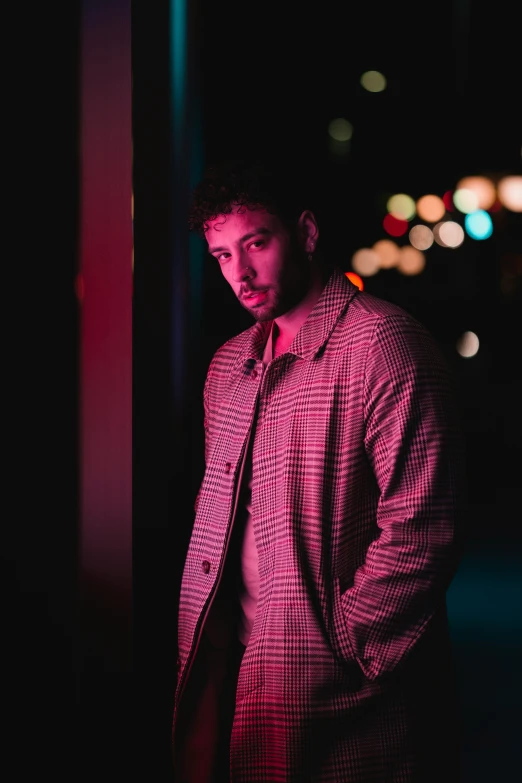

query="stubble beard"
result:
[241,247,313,323]
[240,289,278,322]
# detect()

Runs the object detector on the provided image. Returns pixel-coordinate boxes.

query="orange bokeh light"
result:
[416,194,446,222]
[373,239,400,269]
[497,175,522,212]
[346,271,364,290]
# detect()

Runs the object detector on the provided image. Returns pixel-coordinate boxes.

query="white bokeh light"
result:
[409,224,434,250]
[456,331,480,358]
[434,221,465,248]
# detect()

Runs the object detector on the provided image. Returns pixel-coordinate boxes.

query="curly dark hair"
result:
[188,158,317,238]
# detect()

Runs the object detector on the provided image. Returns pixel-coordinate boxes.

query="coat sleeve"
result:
[341,314,466,681]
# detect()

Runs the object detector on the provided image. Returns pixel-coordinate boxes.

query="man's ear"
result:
[297,210,319,253]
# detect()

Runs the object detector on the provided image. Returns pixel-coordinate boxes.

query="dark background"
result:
[135,0,522,778]
[10,0,521,780]
[185,0,522,549]
[183,0,522,532]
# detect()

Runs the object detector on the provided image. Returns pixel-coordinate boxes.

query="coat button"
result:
[202,560,211,574]
[225,462,231,474]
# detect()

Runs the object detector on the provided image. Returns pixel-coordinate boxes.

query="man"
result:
[172,159,465,782]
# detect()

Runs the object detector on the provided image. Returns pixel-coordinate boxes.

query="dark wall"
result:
[8,1,82,779]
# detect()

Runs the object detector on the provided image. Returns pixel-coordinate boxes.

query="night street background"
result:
[9,0,521,780]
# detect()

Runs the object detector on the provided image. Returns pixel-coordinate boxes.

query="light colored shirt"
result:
[236,322,274,646]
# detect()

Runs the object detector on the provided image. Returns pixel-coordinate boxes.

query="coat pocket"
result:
[332,577,357,664]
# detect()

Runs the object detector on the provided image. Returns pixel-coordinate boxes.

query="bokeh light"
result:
[453,188,479,213]
[345,271,364,290]
[416,194,446,222]
[383,213,409,237]
[433,221,465,248]
[455,176,496,210]
[351,248,380,276]
[464,210,493,240]
[328,118,354,141]
[372,239,400,269]
[396,246,426,275]
[497,175,522,211]
[409,224,434,250]
[360,70,387,92]
[456,331,480,358]
[387,193,416,220]
[442,190,454,211]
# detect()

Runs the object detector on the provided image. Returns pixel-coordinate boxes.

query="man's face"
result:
[205,205,312,322]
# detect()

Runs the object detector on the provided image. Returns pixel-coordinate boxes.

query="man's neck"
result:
[272,270,327,357]
[272,325,292,359]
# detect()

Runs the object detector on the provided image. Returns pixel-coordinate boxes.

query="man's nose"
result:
[231,253,254,282]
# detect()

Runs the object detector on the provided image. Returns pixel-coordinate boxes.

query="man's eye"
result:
[249,240,264,250]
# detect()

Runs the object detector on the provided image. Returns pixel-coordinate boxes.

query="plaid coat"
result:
[173,267,464,782]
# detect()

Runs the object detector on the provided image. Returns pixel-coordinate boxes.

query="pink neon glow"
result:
[79,0,132,666]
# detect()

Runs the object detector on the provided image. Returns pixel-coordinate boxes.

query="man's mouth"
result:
[242,290,268,304]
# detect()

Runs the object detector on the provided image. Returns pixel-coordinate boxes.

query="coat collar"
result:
[236,266,359,366]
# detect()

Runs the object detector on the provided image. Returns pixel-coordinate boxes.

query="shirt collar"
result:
[237,267,360,367]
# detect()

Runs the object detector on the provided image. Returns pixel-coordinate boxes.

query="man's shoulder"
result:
[207,323,259,371]
[349,290,420,324]
[331,289,443,365]
[344,290,433,338]
[344,290,449,377]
